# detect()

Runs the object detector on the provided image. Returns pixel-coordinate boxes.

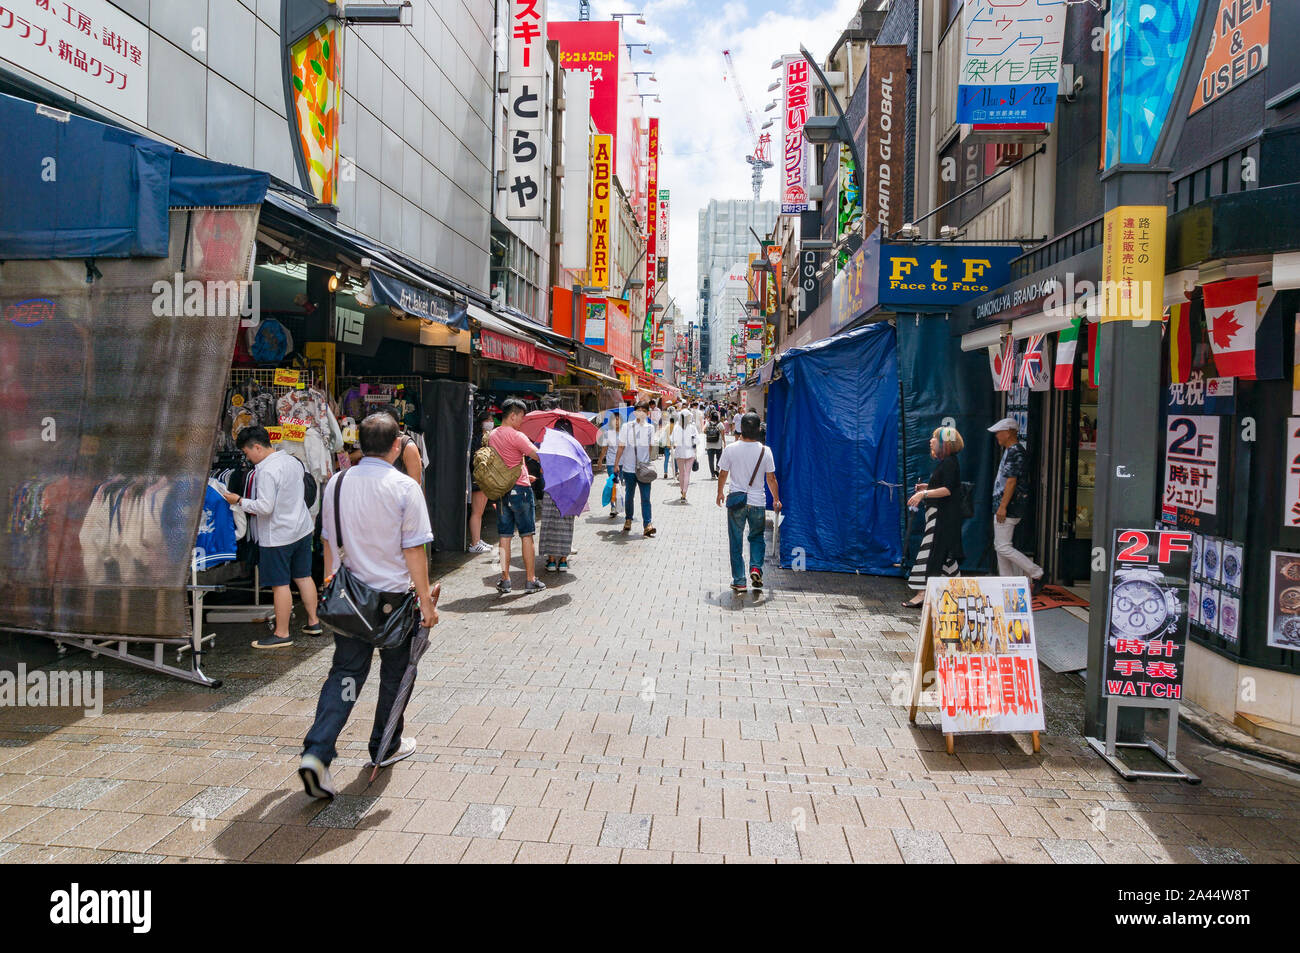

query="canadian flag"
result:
[1202,276,1258,379]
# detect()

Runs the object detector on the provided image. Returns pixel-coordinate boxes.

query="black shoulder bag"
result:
[317,469,419,649]
[726,444,767,509]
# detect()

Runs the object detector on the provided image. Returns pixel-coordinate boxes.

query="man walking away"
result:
[223,426,321,649]
[487,398,546,594]
[989,417,1045,594]
[299,413,438,799]
[704,410,724,478]
[716,411,780,592]
[601,410,621,518]
[614,400,657,537]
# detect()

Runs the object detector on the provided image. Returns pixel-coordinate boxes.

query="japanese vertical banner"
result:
[1099,204,1166,323]
[924,576,1045,735]
[780,54,810,214]
[587,134,613,287]
[1102,529,1192,701]
[657,189,670,283]
[957,0,1067,125]
[644,117,660,372]
[506,0,547,221]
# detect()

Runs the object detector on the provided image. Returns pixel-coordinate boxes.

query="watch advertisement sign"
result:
[1103,529,1192,700]
[1284,417,1300,528]
[1267,552,1300,652]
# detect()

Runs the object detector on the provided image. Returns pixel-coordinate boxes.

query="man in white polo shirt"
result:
[298,413,438,800]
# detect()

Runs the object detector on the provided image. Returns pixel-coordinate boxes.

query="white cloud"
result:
[581,0,860,322]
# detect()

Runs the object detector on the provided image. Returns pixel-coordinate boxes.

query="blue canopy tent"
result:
[766,319,998,577]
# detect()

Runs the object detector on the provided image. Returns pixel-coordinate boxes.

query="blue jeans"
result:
[727,503,765,585]
[622,471,652,526]
[302,631,413,767]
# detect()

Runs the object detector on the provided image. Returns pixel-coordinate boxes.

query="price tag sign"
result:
[281,424,307,442]
[266,426,285,443]
[273,369,301,387]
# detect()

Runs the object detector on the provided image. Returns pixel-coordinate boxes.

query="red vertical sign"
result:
[645,117,660,369]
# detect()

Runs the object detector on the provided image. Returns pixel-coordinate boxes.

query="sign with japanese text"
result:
[273,369,301,388]
[1163,414,1219,522]
[583,299,606,347]
[1284,418,1300,528]
[587,134,612,287]
[1167,373,1236,415]
[506,0,547,221]
[921,576,1045,735]
[1099,205,1166,323]
[829,230,880,335]
[645,117,660,370]
[1103,529,1192,700]
[0,0,148,124]
[1190,0,1269,116]
[603,298,633,365]
[657,189,669,281]
[548,21,620,165]
[478,327,535,366]
[276,418,308,442]
[957,0,1067,126]
[780,54,810,214]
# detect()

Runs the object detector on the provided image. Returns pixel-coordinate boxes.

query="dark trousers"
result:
[622,471,652,526]
[302,631,412,767]
[706,447,722,477]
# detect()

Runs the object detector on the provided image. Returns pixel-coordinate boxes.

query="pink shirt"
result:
[489,425,535,486]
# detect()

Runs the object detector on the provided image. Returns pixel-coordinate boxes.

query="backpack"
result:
[473,444,523,500]
[294,456,317,509]
[705,422,720,442]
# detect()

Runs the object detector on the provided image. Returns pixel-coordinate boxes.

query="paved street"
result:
[1,473,1298,864]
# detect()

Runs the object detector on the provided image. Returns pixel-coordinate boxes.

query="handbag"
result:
[632,423,658,483]
[317,469,419,650]
[726,444,767,510]
[692,433,699,471]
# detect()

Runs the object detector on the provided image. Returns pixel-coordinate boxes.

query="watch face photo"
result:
[1110,578,1170,638]
[1201,591,1218,626]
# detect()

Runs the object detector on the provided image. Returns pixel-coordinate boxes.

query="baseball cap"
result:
[987,417,1020,433]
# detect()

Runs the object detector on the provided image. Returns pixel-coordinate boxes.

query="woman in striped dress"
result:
[540,418,578,572]
[903,427,965,608]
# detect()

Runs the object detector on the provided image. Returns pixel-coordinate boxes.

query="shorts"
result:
[497,485,536,537]
[259,533,313,587]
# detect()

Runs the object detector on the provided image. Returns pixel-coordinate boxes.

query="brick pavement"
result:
[1,471,1298,864]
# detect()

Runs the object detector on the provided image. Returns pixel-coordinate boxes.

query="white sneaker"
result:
[373,736,417,768]
[298,754,336,799]
[468,540,492,554]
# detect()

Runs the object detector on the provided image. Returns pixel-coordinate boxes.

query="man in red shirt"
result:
[487,398,546,595]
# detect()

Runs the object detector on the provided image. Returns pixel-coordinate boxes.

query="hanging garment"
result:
[196,482,238,569]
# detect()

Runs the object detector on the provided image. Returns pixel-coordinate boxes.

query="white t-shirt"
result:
[719,441,774,506]
[600,422,620,464]
[671,423,700,459]
[618,420,657,472]
[650,408,662,426]
[732,413,742,434]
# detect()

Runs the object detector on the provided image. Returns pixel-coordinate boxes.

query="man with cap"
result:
[989,417,1045,594]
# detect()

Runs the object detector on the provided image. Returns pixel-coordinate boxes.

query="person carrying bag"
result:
[615,400,658,537]
[716,411,781,592]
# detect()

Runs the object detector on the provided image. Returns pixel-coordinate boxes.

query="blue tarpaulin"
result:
[767,322,903,575]
[0,93,269,259]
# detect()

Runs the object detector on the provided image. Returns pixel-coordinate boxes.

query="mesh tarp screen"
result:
[0,208,259,638]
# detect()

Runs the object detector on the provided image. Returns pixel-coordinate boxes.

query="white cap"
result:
[988,417,1019,433]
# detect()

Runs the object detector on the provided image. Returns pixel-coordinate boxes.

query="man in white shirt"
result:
[222,426,321,649]
[614,399,658,537]
[716,411,781,592]
[299,413,438,800]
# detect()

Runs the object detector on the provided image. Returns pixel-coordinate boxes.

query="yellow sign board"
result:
[273,369,301,388]
[1099,205,1166,324]
[588,134,613,288]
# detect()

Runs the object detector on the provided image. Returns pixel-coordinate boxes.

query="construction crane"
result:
[722,49,773,202]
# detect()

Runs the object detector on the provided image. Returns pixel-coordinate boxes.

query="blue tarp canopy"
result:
[767,322,903,575]
[0,93,269,260]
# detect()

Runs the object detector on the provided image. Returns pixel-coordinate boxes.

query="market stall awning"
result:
[567,363,623,388]
[470,303,568,374]
[0,92,269,259]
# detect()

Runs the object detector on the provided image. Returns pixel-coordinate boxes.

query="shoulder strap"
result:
[333,468,347,555]
[746,443,767,490]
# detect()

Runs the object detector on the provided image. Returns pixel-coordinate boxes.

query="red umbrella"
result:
[520,409,599,445]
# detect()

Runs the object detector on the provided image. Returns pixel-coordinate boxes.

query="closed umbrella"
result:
[369,584,439,784]
[521,409,599,445]
[537,428,593,517]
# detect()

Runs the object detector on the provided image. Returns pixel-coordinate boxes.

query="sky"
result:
[582,0,862,323]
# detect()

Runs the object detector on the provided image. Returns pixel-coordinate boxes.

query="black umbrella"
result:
[369,583,439,784]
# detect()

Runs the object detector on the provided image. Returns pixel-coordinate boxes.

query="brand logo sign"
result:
[588,134,613,287]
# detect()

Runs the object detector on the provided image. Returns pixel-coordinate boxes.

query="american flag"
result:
[998,335,1016,391]
[1019,334,1045,388]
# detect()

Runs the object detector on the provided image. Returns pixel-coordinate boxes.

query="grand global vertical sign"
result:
[644,117,660,373]
[588,134,613,287]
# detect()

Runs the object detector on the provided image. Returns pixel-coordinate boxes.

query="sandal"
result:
[901,599,923,609]
[643,524,656,537]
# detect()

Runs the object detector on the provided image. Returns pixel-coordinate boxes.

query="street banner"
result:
[1102,529,1192,700]
[1267,552,1300,652]
[866,44,908,239]
[644,117,660,372]
[1284,418,1300,528]
[549,21,620,161]
[587,135,613,288]
[1189,0,1269,116]
[506,0,548,221]
[1099,205,1166,323]
[658,189,670,278]
[912,576,1045,737]
[956,0,1068,126]
[1203,275,1258,378]
[780,54,811,214]
[1163,414,1219,526]
[560,70,592,271]
[583,299,606,347]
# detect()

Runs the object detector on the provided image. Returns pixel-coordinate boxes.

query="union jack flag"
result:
[1019,334,1045,388]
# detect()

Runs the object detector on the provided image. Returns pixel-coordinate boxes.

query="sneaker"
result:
[298,754,336,799]
[496,577,512,595]
[301,622,323,636]
[750,568,763,590]
[252,634,294,649]
[545,559,558,572]
[525,578,547,594]
[610,508,618,518]
[372,736,416,768]
[557,559,569,572]
[1031,576,1046,596]
[730,582,748,594]
[468,540,493,554]
[623,519,632,532]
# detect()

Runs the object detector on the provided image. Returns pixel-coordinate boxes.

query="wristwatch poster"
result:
[1102,529,1192,700]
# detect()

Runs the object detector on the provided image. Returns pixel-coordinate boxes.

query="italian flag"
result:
[1054,315,1081,389]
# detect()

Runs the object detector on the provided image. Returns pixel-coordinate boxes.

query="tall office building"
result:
[697,199,778,374]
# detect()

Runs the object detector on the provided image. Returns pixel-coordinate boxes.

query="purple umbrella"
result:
[538,428,594,517]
